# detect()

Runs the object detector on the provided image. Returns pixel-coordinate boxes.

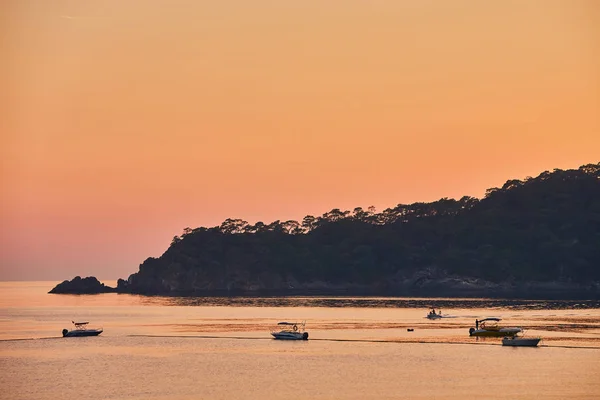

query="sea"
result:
[1,281,599,400]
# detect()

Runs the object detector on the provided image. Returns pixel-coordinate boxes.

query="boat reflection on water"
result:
[502,336,541,347]
[469,318,522,337]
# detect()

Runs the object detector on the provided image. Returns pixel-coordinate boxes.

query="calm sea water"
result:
[1,281,599,399]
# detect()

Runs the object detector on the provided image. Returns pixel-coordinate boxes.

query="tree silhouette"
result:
[118,163,600,297]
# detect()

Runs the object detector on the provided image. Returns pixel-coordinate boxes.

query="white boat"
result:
[271,321,308,340]
[62,321,103,337]
[502,336,541,347]
[469,318,522,337]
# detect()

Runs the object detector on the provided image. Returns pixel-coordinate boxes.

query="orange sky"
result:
[1,0,599,280]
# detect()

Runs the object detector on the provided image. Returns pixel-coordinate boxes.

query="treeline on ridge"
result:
[122,163,600,294]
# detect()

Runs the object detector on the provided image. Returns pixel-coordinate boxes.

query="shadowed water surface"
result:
[161,296,600,309]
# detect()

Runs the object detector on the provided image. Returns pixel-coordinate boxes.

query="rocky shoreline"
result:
[49,274,600,300]
[49,276,116,294]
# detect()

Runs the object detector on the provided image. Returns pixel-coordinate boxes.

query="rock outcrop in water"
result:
[49,276,116,294]
[54,163,600,299]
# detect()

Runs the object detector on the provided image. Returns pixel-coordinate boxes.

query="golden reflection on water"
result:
[1,282,600,399]
[1,282,600,348]
[2,334,600,400]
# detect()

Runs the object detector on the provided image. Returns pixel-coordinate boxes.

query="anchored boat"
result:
[271,321,309,340]
[469,318,522,337]
[62,321,103,337]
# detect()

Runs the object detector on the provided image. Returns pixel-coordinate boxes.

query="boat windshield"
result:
[275,321,305,332]
[479,318,500,329]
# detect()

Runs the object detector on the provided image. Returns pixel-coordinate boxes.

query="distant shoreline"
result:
[47,278,600,300]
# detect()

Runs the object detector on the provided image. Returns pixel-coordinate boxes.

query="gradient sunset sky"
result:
[1,0,599,281]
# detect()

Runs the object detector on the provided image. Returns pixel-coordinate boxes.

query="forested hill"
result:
[115,163,600,298]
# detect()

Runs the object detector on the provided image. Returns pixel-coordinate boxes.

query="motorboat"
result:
[469,318,522,337]
[426,308,443,320]
[62,321,103,337]
[502,336,541,347]
[271,321,308,340]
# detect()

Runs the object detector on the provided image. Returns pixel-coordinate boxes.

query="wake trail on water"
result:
[3,335,599,350]
[0,337,63,342]
[125,334,600,349]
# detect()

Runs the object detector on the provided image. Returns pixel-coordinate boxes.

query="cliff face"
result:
[52,271,599,299]
[117,262,599,299]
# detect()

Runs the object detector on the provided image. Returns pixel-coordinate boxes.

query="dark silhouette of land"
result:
[50,163,600,299]
[49,276,116,294]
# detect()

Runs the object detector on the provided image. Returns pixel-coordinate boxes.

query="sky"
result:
[1,0,599,281]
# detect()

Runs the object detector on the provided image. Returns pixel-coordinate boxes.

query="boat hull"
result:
[469,327,522,337]
[502,337,541,347]
[63,329,103,337]
[271,332,308,340]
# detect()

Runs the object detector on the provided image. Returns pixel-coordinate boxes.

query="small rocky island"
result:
[50,163,600,299]
[49,276,116,294]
